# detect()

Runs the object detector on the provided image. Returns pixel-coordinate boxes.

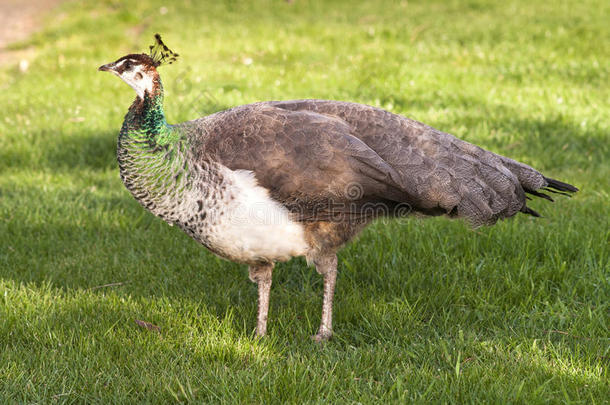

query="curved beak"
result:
[98,62,115,72]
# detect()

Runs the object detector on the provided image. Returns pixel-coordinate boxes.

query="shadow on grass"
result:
[0,129,118,172]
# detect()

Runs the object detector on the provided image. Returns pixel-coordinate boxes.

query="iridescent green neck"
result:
[120,80,179,146]
[117,78,192,214]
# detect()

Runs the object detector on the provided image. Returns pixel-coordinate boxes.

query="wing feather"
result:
[181,99,563,226]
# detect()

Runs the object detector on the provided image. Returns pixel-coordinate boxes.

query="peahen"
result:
[99,35,577,341]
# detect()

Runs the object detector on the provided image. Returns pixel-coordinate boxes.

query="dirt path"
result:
[0,0,62,64]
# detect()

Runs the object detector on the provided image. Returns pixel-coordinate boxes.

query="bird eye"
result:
[124,60,132,69]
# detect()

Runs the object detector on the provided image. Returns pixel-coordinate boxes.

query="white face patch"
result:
[114,59,154,99]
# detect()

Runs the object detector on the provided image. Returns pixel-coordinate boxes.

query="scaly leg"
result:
[313,254,338,342]
[248,263,274,337]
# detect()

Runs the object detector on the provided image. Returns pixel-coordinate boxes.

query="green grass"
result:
[1,0,608,402]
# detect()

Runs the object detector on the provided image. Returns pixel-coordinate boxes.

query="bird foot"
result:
[311,330,333,343]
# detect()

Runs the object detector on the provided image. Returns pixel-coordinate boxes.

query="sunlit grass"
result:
[0,0,608,402]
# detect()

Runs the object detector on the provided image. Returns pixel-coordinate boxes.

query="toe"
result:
[311,331,332,343]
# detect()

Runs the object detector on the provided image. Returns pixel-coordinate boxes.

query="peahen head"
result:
[98,34,178,99]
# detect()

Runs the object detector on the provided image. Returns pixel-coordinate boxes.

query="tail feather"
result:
[521,206,541,217]
[544,177,579,193]
[519,175,577,218]
[525,189,554,202]
[542,187,573,198]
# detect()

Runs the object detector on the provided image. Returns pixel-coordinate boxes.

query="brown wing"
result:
[183,103,418,221]
[182,99,561,226]
[268,100,541,226]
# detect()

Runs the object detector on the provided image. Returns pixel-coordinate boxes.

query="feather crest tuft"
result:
[149,34,179,67]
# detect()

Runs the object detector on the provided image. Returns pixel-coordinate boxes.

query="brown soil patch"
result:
[0,0,62,64]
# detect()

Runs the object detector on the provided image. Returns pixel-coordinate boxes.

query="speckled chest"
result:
[165,163,234,257]
[123,159,310,265]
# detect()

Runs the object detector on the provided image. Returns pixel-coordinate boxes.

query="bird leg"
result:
[248,263,274,337]
[313,254,338,342]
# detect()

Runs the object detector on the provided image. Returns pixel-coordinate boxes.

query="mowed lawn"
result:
[0,0,608,402]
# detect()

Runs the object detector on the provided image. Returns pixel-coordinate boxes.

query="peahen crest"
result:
[149,34,179,67]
